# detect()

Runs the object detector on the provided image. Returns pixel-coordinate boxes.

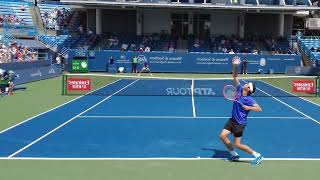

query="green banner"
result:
[71,59,88,73]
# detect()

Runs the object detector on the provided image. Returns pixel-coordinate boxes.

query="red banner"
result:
[67,78,91,91]
[293,80,315,93]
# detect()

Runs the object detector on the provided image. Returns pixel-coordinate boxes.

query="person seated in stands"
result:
[145,46,151,52]
[21,4,26,11]
[194,38,200,48]
[139,43,145,50]
[222,47,228,53]
[121,43,128,51]
[114,37,119,46]
[130,43,136,51]
[311,47,316,51]
[169,45,175,52]
[229,49,235,54]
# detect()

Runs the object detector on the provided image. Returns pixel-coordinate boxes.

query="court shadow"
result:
[202,148,251,164]
[202,148,230,158]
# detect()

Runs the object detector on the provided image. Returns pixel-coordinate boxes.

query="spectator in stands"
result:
[145,46,151,52]
[78,25,84,34]
[114,37,119,46]
[56,55,61,64]
[21,5,26,11]
[121,43,128,51]
[0,42,37,63]
[194,38,200,48]
[169,45,175,52]
[229,49,235,54]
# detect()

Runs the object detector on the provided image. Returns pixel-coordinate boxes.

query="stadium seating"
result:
[298,37,320,67]
[188,35,291,54]
[38,33,99,56]
[0,1,34,29]
[38,3,72,30]
[98,33,177,52]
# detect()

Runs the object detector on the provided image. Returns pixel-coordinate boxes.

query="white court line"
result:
[256,87,320,125]
[0,79,122,135]
[7,80,139,158]
[191,79,196,117]
[259,80,320,107]
[78,115,308,119]
[0,157,320,161]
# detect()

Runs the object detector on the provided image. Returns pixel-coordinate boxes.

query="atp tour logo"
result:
[137,55,147,64]
[166,87,216,96]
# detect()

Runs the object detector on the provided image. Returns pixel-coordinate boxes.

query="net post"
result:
[61,73,64,95]
[62,73,66,95]
[317,75,320,97]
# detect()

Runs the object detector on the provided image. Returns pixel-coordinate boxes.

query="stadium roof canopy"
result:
[61,0,320,12]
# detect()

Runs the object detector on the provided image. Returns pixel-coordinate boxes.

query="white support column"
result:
[188,11,193,35]
[239,14,245,38]
[96,9,102,35]
[137,10,143,36]
[279,13,284,37]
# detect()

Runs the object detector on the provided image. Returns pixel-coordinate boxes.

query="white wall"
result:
[143,9,171,34]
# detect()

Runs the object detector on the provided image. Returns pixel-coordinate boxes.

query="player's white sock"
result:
[252,151,261,158]
[230,151,238,156]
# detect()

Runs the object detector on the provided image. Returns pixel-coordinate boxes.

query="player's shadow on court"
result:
[202,148,250,164]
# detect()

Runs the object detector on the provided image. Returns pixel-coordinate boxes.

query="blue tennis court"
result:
[0,77,319,159]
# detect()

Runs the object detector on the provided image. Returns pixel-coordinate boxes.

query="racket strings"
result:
[225,88,237,99]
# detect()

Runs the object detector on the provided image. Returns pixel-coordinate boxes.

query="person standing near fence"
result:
[241,57,248,74]
[132,56,138,73]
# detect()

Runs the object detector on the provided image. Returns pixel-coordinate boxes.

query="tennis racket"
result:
[222,85,243,105]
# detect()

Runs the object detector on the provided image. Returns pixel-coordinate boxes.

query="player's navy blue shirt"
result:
[231,84,256,125]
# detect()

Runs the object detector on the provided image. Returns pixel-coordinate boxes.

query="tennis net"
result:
[62,73,320,97]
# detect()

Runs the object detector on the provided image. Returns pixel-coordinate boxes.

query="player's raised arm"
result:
[232,56,240,87]
[242,103,262,112]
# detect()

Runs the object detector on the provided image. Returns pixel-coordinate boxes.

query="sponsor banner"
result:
[0,60,51,70]
[293,80,315,93]
[13,65,62,85]
[68,50,301,73]
[67,78,91,91]
[71,59,89,73]
[286,66,320,76]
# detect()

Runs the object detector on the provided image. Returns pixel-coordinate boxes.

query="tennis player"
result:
[219,56,263,165]
[138,60,152,76]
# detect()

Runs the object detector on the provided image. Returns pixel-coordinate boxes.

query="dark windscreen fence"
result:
[62,74,319,97]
